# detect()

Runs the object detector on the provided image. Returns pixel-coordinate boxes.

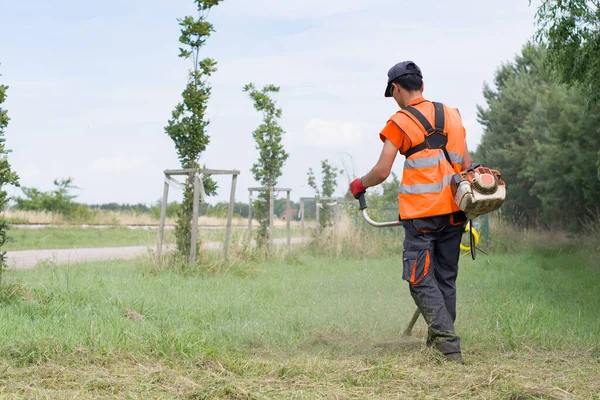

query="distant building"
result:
[279,209,298,221]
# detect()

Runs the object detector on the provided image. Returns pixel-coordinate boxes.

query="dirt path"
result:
[6,237,309,269]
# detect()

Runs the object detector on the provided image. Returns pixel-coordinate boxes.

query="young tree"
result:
[244,83,289,246]
[15,178,78,214]
[307,160,341,228]
[164,0,222,256]
[0,70,20,275]
[533,0,600,107]
[307,167,319,196]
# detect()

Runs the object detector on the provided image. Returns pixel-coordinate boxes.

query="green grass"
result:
[0,245,598,398]
[4,226,304,251]
[4,227,166,251]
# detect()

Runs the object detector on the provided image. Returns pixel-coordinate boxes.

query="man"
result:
[349,61,472,362]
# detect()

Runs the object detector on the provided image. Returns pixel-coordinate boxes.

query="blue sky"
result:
[0,0,537,205]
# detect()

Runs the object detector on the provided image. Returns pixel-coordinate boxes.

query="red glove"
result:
[349,177,366,199]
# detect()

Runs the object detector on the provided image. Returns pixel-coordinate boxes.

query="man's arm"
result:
[461,140,472,171]
[361,139,398,188]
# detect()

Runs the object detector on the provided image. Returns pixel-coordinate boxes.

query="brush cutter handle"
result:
[357,193,403,228]
[357,192,367,210]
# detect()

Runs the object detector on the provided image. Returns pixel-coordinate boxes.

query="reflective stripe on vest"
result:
[403,151,463,169]
[449,151,463,166]
[399,174,455,195]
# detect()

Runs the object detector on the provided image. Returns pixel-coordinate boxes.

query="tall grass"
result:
[6,209,312,228]
[308,210,404,259]
[1,238,598,366]
[5,209,168,226]
[0,213,599,397]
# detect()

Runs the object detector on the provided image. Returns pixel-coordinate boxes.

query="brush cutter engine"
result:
[451,165,506,220]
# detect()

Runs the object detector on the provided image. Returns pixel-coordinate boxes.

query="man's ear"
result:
[421,82,425,92]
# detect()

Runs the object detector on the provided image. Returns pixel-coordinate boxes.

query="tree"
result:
[307,160,342,228]
[597,150,600,182]
[475,44,600,230]
[164,0,222,257]
[526,81,600,230]
[14,178,98,222]
[533,0,600,107]
[475,43,548,226]
[0,70,20,275]
[244,83,289,247]
[15,178,78,214]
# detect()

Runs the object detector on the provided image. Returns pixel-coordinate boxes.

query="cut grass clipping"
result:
[0,245,598,398]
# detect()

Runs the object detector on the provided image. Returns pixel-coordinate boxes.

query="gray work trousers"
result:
[402,212,466,355]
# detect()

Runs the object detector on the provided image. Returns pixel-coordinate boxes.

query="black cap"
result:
[384,61,423,97]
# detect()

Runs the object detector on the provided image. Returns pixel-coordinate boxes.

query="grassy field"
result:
[5,226,305,251]
[5,209,311,229]
[0,242,598,398]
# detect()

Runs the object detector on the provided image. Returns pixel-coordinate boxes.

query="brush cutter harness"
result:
[400,105,506,220]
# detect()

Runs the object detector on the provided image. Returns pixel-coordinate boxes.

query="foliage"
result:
[91,202,153,214]
[475,44,600,230]
[244,83,289,247]
[307,168,318,195]
[13,178,95,221]
[364,172,400,222]
[307,160,342,228]
[0,70,19,278]
[91,201,181,220]
[15,178,76,213]
[598,150,600,181]
[164,0,222,257]
[533,0,600,107]
[321,160,340,198]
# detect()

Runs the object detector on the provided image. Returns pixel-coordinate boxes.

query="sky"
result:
[0,0,537,205]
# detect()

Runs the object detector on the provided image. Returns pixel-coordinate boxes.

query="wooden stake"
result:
[286,190,291,246]
[157,180,169,256]
[190,173,200,265]
[315,196,320,237]
[269,186,274,253]
[224,174,237,256]
[247,191,253,246]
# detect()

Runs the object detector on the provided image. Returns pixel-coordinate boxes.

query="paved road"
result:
[6,237,309,269]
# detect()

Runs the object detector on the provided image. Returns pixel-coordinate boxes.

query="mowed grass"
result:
[5,226,304,251]
[0,247,598,398]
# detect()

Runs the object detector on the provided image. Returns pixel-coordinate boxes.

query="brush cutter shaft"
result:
[403,308,422,336]
[357,193,403,227]
[361,209,403,227]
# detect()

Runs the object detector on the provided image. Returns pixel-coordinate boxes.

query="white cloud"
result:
[90,156,145,172]
[304,119,362,149]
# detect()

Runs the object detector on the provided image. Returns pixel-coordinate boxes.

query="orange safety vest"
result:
[389,99,466,220]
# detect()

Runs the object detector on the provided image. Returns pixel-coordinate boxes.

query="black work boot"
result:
[443,352,464,364]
